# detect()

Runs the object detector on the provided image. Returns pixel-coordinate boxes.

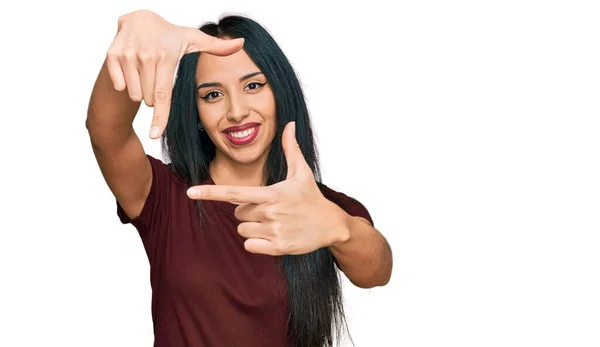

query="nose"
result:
[226,93,250,123]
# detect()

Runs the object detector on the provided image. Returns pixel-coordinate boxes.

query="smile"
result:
[223,125,260,146]
[227,126,257,138]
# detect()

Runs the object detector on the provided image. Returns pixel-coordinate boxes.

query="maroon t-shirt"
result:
[116,155,373,347]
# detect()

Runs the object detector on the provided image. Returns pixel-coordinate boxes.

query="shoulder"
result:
[147,154,188,185]
[317,182,361,204]
[317,182,374,226]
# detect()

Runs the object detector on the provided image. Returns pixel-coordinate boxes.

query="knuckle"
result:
[132,9,152,17]
[270,221,283,237]
[117,15,127,29]
[137,50,153,64]
[157,49,172,61]
[117,12,131,25]
[106,48,121,60]
[226,189,240,201]
[154,89,170,104]
[263,206,278,221]
[122,48,137,61]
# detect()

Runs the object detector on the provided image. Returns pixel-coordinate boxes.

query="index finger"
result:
[149,52,178,139]
[187,185,276,204]
[186,29,244,56]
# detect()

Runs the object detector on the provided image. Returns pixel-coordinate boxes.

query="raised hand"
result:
[106,10,244,138]
[186,122,350,255]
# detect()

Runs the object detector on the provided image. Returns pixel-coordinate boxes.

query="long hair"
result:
[160,15,349,347]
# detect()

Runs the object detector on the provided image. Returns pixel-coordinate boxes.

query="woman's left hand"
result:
[186,122,350,255]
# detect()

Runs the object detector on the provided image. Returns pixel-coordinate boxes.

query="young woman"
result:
[86,9,392,347]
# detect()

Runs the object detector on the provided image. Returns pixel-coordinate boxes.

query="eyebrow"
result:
[197,72,264,90]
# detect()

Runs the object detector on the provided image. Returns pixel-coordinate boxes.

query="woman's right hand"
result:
[106,10,244,139]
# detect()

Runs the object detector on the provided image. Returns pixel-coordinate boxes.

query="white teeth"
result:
[228,126,256,139]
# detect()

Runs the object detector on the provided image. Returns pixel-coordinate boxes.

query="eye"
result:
[245,81,267,91]
[200,90,223,101]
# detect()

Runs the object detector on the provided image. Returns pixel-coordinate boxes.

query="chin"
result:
[228,147,268,165]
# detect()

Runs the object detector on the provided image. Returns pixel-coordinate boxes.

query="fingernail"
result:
[150,126,160,138]
[187,188,201,197]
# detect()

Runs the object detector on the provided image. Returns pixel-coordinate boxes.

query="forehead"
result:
[196,49,262,82]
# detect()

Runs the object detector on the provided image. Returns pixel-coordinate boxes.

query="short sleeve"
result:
[116,155,176,235]
[318,182,374,227]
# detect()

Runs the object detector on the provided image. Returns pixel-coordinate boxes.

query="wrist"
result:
[323,201,351,248]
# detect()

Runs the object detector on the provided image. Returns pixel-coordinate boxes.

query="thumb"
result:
[186,29,245,56]
[282,122,309,180]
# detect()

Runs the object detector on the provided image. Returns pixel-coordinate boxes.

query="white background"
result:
[1,0,599,346]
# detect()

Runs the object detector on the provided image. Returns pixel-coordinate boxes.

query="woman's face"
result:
[195,48,277,165]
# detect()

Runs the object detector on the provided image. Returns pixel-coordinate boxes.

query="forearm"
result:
[86,59,141,149]
[328,212,393,288]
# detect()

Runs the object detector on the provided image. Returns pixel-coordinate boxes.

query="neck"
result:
[210,151,268,187]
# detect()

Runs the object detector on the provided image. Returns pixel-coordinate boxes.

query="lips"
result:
[222,123,261,146]
[223,122,260,133]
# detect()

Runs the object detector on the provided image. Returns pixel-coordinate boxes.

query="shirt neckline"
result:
[202,174,237,216]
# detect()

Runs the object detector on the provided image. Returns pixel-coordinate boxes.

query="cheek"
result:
[257,92,276,123]
[197,104,224,129]
[260,98,277,139]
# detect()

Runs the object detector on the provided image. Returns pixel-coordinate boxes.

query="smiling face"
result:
[195,49,277,167]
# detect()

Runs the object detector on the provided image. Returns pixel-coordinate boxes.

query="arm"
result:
[87,10,243,220]
[86,59,151,220]
[327,204,393,289]
[185,121,393,282]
